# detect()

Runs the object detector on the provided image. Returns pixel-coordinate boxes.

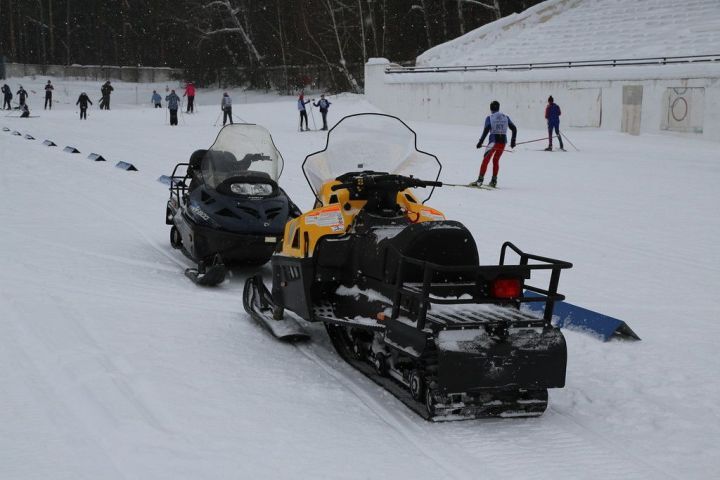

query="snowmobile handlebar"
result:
[330,174,442,194]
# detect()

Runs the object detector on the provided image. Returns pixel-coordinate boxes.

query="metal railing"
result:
[385,54,720,75]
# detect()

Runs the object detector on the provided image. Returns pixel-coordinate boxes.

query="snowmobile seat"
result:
[202,150,238,188]
[188,149,207,191]
[377,221,479,284]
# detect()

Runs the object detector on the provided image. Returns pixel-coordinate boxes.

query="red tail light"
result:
[491,278,521,299]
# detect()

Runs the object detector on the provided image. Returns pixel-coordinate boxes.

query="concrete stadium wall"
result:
[365,59,720,142]
[3,63,182,83]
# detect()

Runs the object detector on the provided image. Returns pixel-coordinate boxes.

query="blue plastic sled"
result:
[523,290,640,342]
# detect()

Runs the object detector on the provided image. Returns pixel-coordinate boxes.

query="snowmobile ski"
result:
[243,275,309,341]
[184,253,227,286]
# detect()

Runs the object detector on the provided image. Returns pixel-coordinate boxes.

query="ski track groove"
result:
[547,406,678,480]
[295,342,498,480]
[0,292,130,480]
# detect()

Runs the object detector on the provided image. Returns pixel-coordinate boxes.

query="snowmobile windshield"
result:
[302,113,442,203]
[201,124,284,189]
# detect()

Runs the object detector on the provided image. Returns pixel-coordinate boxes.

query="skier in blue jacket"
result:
[298,92,311,131]
[471,100,517,188]
[545,96,564,151]
[151,90,162,108]
[313,94,332,130]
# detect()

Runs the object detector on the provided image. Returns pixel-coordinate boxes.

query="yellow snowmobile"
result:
[244,113,572,420]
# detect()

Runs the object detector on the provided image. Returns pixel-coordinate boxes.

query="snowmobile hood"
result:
[302,113,442,204]
[202,124,285,187]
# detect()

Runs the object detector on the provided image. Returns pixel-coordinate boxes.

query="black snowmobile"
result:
[166,123,301,286]
[244,113,572,420]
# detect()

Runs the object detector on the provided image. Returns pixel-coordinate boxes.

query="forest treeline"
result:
[1,0,541,91]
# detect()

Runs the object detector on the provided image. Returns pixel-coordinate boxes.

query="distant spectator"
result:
[297,92,310,131]
[1,84,11,110]
[100,81,113,110]
[313,94,332,130]
[20,103,30,118]
[184,82,196,113]
[76,92,93,120]
[44,80,54,110]
[151,90,162,108]
[545,96,564,151]
[221,92,233,126]
[16,86,28,108]
[166,89,180,126]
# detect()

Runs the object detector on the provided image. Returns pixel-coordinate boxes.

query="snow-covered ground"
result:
[1,77,720,479]
[418,0,720,66]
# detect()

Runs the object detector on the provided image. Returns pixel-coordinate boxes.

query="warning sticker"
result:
[422,207,445,221]
[304,205,345,230]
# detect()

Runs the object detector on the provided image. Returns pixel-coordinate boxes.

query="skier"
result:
[76,92,93,120]
[100,81,113,110]
[313,94,332,130]
[545,95,564,151]
[1,84,11,110]
[16,85,28,108]
[298,92,310,131]
[471,100,517,188]
[184,82,196,113]
[166,89,181,126]
[44,80,54,110]
[221,92,233,126]
[20,103,30,118]
[151,90,162,108]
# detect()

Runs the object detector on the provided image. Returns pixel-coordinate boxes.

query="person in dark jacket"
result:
[151,90,162,108]
[76,92,93,120]
[313,94,332,130]
[16,86,28,108]
[44,80,54,110]
[100,81,114,110]
[20,103,30,118]
[545,95,564,151]
[166,89,180,126]
[1,84,11,109]
[471,100,517,188]
[297,92,310,131]
[221,92,233,125]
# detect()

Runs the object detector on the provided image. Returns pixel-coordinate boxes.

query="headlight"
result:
[230,183,273,196]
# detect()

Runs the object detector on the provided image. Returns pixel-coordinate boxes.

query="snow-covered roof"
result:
[417,0,720,67]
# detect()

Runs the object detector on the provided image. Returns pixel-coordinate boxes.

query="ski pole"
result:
[476,145,515,153]
[512,135,561,147]
[560,132,580,151]
[213,111,222,127]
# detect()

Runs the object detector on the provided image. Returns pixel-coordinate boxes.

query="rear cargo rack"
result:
[390,242,572,328]
[168,163,191,205]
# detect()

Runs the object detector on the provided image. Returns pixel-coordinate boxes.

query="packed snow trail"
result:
[2,82,720,479]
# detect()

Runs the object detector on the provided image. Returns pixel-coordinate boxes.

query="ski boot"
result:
[469,176,484,187]
[544,146,553,151]
[489,176,497,188]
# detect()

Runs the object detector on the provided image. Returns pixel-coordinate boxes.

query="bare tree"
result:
[458,0,502,34]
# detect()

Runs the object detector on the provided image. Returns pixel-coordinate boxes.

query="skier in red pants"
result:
[471,100,517,188]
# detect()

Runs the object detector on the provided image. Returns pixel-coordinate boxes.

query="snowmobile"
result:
[244,113,572,420]
[166,123,301,286]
